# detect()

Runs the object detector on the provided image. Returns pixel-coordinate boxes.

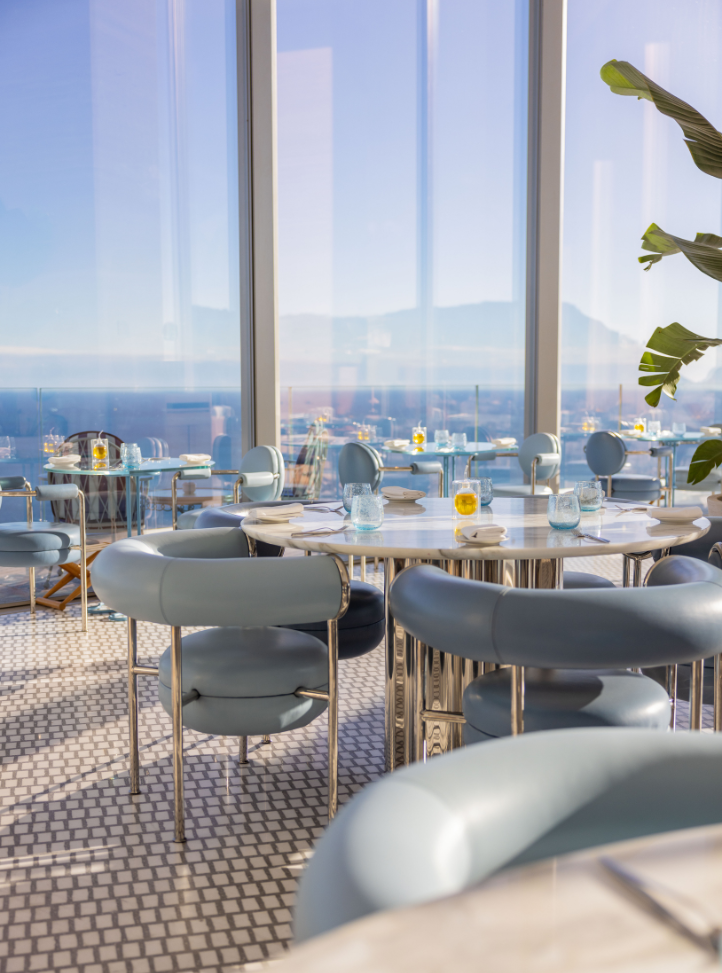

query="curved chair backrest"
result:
[239,445,285,502]
[338,442,383,492]
[584,431,626,476]
[49,430,128,527]
[294,727,722,941]
[518,433,560,481]
[389,556,722,670]
[0,476,29,511]
[91,526,344,627]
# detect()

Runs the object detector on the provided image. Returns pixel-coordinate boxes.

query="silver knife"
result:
[600,857,722,958]
[573,530,611,544]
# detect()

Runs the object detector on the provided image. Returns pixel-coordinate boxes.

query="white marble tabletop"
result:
[276,823,722,973]
[242,497,710,561]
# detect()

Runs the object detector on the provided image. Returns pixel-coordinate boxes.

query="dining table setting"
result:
[243,491,710,771]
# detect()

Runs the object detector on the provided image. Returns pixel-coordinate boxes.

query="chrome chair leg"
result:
[327,617,339,819]
[666,664,677,731]
[360,556,367,583]
[689,658,703,731]
[128,618,140,793]
[262,734,271,745]
[348,554,354,580]
[28,567,35,614]
[239,736,248,764]
[78,491,88,633]
[171,625,186,842]
[511,666,524,735]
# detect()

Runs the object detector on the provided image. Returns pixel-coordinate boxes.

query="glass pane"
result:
[0,0,241,519]
[563,0,722,496]
[277,0,528,498]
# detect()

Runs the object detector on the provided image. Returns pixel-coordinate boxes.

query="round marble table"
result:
[242,496,709,562]
[245,497,710,768]
[275,823,722,973]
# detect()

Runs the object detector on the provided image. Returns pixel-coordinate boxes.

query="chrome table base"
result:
[384,556,561,772]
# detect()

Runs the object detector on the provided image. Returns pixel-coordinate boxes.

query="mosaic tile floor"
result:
[0,556,713,973]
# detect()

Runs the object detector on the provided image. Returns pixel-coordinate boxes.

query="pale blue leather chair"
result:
[0,477,88,631]
[192,501,385,660]
[338,441,444,497]
[492,432,561,497]
[176,445,285,529]
[294,727,722,941]
[389,555,722,740]
[91,527,350,843]
[585,431,661,502]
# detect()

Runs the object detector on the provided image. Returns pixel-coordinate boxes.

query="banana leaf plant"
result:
[601,59,722,484]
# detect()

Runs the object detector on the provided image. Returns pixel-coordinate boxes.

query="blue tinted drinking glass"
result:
[573,480,603,512]
[343,482,372,512]
[547,495,581,530]
[351,494,384,530]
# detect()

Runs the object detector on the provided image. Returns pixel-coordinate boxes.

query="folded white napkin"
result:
[459,523,507,545]
[647,505,704,523]
[382,486,426,501]
[248,503,304,522]
[701,426,722,436]
[490,437,517,448]
[383,439,410,449]
[179,453,211,464]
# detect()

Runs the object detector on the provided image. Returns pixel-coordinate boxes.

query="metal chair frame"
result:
[0,485,88,632]
[170,470,243,529]
[126,554,351,842]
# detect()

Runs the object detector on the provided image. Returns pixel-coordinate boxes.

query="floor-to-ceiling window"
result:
[276,0,528,495]
[0,0,241,519]
[562,0,722,488]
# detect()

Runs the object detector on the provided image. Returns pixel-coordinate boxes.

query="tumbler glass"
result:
[547,494,581,530]
[351,494,384,530]
[343,482,372,512]
[672,422,687,436]
[647,420,661,436]
[573,480,603,512]
[451,432,467,449]
[434,429,451,447]
[478,477,493,506]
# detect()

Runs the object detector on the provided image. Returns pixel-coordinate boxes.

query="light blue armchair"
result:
[294,727,722,941]
[91,526,350,843]
[0,477,88,631]
[389,555,722,740]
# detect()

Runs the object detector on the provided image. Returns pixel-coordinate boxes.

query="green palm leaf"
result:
[600,60,722,178]
[639,224,722,281]
[638,322,722,407]
[688,439,722,485]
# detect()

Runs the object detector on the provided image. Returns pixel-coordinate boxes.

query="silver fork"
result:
[291,525,352,537]
[305,505,345,516]
[572,530,610,544]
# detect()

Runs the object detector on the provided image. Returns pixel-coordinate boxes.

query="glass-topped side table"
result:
[43,458,215,536]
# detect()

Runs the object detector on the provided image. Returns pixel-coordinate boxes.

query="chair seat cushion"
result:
[463,668,670,742]
[611,474,661,492]
[563,572,615,590]
[158,626,329,736]
[492,484,553,497]
[0,521,80,551]
[286,581,385,659]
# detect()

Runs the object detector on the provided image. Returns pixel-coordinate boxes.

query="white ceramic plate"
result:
[647,506,704,524]
[383,494,426,504]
